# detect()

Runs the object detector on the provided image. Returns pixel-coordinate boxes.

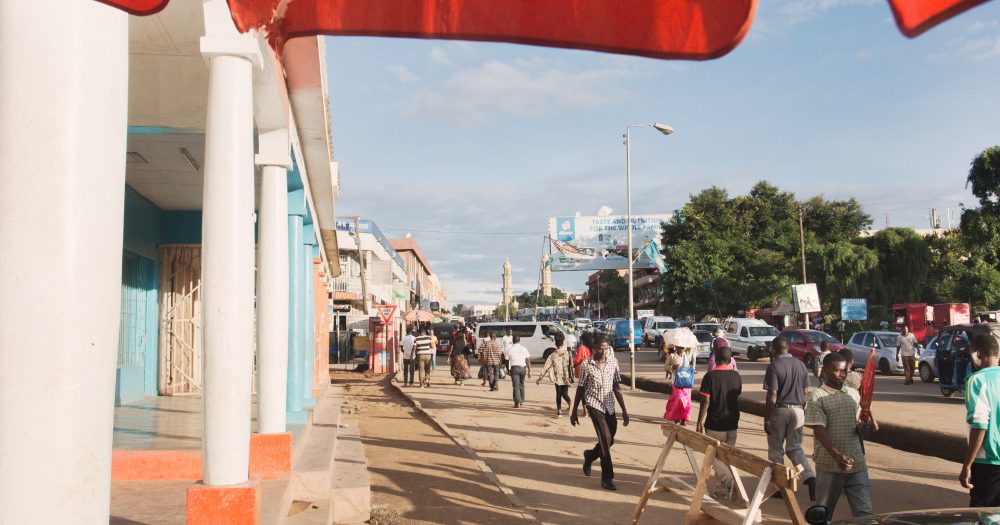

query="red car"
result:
[778,329,845,371]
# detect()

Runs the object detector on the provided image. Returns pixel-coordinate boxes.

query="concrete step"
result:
[330,415,370,525]
[290,387,342,502]
[285,497,333,525]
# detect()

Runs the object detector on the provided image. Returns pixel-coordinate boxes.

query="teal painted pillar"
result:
[301,226,316,409]
[286,214,306,424]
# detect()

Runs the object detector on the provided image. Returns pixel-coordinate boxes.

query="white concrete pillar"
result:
[255,130,291,434]
[0,1,127,522]
[200,33,261,486]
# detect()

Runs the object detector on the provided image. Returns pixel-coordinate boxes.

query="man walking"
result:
[479,331,504,391]
[696,346,742,500]
[501,328,514,361]
[763,336,816,498]
[571,334,630,491]
[414,328,434,388]
[960,331,1000,507]
[399,328,416,386]
[896,325,919,385]
[805,352,873,517]
[507,335,531,408]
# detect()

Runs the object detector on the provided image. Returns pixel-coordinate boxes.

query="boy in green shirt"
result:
[961,332,1000,507]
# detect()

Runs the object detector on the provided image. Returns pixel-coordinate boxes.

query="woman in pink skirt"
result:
[664,329,698,425]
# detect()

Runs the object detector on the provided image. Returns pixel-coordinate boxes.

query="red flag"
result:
[262,0,757,60]
[97,0,993,55]
[858,348,877,423]
[888,0,991,37]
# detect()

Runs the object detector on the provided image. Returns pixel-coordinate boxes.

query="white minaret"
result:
[502,256,513,304]
[541,254,552,297]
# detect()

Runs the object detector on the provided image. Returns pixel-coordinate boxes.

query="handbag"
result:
[478,366,486,380]
[674,352,695,389]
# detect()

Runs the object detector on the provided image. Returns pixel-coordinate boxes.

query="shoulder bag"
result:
[674,352,695,389]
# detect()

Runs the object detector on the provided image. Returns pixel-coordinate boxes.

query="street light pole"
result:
[624,123,673,390]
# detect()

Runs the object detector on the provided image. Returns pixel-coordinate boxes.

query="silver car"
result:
[693,330,714,362]
[844,331,904,375]
[918,335,940,382]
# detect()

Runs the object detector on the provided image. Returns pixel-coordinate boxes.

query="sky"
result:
[324,0,1000,307]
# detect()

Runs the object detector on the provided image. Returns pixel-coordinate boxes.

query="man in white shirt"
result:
[501,328,514,361]
[399,328,417,387]
[507,335,532,408]
[896,325,919,385]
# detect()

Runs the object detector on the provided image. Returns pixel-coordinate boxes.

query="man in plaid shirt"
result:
[571,334,630,491]
[805,352,873,518]
[479,332,504,391]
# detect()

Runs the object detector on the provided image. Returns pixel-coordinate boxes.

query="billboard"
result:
[791,283,821,313]
[547,214,672,271]
[841,298,868,321]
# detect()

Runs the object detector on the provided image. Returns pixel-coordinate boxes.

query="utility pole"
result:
[798,206,808,329]
[350,216,369,315]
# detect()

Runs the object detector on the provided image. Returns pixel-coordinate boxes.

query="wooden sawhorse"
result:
[631,423,807,525]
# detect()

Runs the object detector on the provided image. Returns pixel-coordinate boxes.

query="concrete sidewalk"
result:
[399,365,968,524]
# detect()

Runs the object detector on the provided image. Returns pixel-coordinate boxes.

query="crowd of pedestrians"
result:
[391,319,1000,511]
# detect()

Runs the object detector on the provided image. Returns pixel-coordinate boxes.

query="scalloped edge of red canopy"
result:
[888,0,992,38]
[97,0,993,56]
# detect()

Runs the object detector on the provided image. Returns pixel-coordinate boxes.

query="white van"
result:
[722,317,779,361]
[476,321,571,361]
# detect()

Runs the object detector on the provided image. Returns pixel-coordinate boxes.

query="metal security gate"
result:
[119,253,154,368]
[159,245,202,395]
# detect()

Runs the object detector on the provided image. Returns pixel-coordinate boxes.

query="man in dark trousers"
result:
[763,336,816,499]
[571,334,630,491]
[697,345,742,500]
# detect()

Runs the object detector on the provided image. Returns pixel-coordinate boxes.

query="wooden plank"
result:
[688,445,717,517]
[662,477,750,525]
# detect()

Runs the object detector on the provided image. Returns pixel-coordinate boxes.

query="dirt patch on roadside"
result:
[331,373,531,525]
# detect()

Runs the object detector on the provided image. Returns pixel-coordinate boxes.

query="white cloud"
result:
[430,47,454,67]
[398,57,636,125]
[387,65,419,83]
[855,49,874,60]
[929,22,1000,62]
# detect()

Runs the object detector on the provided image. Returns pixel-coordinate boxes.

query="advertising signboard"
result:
[637,309,655,319]
[547,214,672,271]
[841,298,868,321]
[429,301,440,312]
[791,283,821,313]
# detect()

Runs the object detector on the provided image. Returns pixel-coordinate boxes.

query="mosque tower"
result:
[502,257,513,304]
[541,254,552,297]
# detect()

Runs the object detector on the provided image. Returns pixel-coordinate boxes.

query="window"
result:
[748,327,778,337]
[862,333,875,347]
[740,327,749,337]
[805,331,837,344]
[784,332,801,344]
[876,334,898,348]
[656,322,678,330]
[850,333,862,345]
[726,322,738,334]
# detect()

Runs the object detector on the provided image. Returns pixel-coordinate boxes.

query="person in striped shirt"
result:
[413,328,435,388]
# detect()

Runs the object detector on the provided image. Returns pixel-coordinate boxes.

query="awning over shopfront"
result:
[101,0,990,60]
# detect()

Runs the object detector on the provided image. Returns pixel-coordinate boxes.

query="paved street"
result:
[394,357,969,524]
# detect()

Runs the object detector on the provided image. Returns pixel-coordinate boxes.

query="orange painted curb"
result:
[186,480,260,525]
[249,432,292,479]
[112,450,202,481]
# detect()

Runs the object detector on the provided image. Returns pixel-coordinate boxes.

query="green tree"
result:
[493,303,516,320]
[451,303,466,316]
[596,270,628,317]
[861,228,932,306]
[923,231,969,304]
[806,240,879,312]
[961,146,1000,265]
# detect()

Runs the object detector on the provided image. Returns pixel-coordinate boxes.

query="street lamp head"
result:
[653,123,674,136]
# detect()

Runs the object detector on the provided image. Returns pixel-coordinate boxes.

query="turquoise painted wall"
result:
[118,187,163,404]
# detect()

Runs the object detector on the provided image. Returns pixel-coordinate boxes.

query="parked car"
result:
[642,316,678,348]
[692,330,714,362]
[805,506,1000,525]
[574,318,592,331]
[612,320,643,351]
[779,329,846,371]
[722,318,779,361]
[591,320,606,334]
[844,331,903,375]
[919,335,940,383]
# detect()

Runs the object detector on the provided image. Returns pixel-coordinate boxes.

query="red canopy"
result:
[97,0,991,59]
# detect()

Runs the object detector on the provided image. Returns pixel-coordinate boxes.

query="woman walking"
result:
[449,329,472,385]
[537,332,574,417]
[664,328,698,425]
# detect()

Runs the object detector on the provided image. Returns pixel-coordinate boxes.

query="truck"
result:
[893,302,971,343]
[721,317,780,361]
